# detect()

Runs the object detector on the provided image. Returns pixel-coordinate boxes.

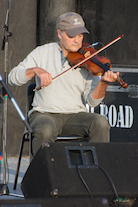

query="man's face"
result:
[58,30,83,56]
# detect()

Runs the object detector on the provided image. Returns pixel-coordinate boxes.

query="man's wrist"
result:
[26,68,36,79]
[100,79,109,85]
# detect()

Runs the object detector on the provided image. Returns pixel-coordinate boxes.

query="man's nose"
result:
[74,35,79,42]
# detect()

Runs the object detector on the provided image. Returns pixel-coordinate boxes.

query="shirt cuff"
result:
[17,68,31,84]
[87,93,104,108]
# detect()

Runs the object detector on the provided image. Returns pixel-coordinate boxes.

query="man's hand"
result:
[101,70,119,84]
[91,70,119,100]
[26,67,52,87]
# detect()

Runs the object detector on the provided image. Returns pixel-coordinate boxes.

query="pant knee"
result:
[32,122,58,155]
[35,122,58,143]
[98,116,110,130]
[89,114,110,142]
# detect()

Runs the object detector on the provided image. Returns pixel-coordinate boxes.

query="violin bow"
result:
[34,35,123,91]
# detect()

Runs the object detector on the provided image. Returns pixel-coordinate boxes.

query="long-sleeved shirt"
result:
[8,42,103,115]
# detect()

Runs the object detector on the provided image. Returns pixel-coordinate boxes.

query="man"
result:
[8,12,119,155]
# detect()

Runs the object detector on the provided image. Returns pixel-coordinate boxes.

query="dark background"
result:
[0,0,138,156]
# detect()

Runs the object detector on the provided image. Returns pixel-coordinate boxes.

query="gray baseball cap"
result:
[56,12,90,37]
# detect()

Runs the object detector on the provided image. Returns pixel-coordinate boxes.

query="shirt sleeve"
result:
[83,73,104,108]
[8,48,38,86]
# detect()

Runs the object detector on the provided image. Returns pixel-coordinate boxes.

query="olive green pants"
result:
[29,111,110,155]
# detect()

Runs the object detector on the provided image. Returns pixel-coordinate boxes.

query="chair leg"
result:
[13,133,28,190]
[29,133,34,162]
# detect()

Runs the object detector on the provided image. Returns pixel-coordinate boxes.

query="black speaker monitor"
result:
[21,142,138,206]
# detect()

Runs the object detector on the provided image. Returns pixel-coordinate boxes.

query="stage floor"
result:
[0,156,29,200]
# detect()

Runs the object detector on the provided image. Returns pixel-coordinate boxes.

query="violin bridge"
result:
[84,51,91,58]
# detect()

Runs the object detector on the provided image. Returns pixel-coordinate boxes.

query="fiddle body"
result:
[67,42,128,89]
[68,42,111,76]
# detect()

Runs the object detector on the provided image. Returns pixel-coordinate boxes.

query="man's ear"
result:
[57,29,62,39]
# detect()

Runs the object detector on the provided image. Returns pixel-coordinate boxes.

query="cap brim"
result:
[65,27,90,37]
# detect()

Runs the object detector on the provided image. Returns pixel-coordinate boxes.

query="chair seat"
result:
[57,136,83,140]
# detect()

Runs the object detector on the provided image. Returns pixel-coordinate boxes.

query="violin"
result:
[68,42,128,89]
[68,42,112,76]
[34,35,128,91]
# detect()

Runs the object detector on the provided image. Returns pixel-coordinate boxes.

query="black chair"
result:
[13,83,35,190]
[13,83,88,190]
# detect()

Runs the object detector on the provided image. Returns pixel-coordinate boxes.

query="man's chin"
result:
[70,46,81,52]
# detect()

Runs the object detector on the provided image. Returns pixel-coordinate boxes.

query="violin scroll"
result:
[116,76,128,89]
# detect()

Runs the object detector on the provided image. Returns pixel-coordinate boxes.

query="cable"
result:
[76,165,93,198]
[76,163,119,203]
[95,164,119,203]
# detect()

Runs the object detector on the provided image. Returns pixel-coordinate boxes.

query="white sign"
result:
[99,104,133,128]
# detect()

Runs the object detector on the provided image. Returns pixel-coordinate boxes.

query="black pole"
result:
[0,0,12,195]
[0,75,32,133]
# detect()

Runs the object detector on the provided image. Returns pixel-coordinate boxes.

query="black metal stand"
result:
[0,184,9,195]
[0,0,12,196]
[0,75,32,198]
[0,0,32,198]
